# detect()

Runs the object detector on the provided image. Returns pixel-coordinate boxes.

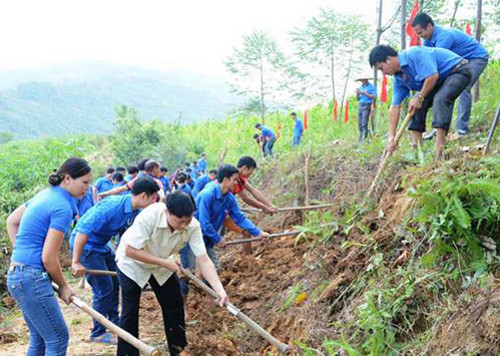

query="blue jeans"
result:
[81,249,119,337]
[292,134,302,146]
[456,57,489,134]
[179,245,220,297]
[264,137,276,157]
[7,265,69,356]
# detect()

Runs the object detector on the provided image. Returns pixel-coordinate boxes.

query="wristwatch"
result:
[416,93,425,102]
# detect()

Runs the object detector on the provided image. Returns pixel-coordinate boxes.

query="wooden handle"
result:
[52,283,160,356]
[367,111,413,198]
[85,269,118,277]
[225,231,301,246]
[181,268,289,354]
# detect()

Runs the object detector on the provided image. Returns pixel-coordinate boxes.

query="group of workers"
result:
[3,10,491,356]
[6,151,277,356]
[357,12,488,157]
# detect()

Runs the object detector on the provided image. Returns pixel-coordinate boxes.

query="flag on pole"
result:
[344,101,349,123]
[381,75,388,103]
[465,21,472,35]
[406,1,420,46]
[333,101,338,122]
[304,110,308,129]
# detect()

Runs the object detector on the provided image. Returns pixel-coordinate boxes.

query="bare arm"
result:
[42,229,75,304]
[125,244,180,273]
[196,254,228,306]
[71,232,89,276]
[6,204,26,246]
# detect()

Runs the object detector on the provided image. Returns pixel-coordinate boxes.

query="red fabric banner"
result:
[466,21,472,35]
[406,1,420,46]
[381,75,388,103]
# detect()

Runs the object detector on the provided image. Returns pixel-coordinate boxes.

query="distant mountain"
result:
[0,63,238,139]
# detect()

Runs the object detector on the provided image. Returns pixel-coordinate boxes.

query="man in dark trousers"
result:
[369,44,471,158]
[412,12,489,138]
[355,76,377,142]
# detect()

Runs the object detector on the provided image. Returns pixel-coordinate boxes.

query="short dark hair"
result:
[112,172,124,182]
[106,167,116,175]
[116,166,126,173]
[291,112,297,116]
[49,157,92,186]
[369,45,398,68]
[166,190,196,218]
[137,158,150,171]
[175,171,188,184]
[160,166,168,173]
[209,169,218,175]
[412,12,434,28]
[127,165,139,174]
[131,177,160,196]
[217,164,239,183]
[237,156,257,169]
[144,160,160,172]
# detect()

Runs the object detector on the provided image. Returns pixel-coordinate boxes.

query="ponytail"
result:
[48,157,92,186]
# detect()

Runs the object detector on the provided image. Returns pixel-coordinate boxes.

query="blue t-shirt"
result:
[392,46,463,106]
[195,183,260,248]
[12,187,78,269]
[191,174,212,198]
[293,118,304,137]
[70,195,139,253]
[424,25,489,60]
[261,126,276,139]
[95,176,114,194]
[77,186,95,218]
[358,83,376,104]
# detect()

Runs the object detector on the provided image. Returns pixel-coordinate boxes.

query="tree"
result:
[225,30,288,122]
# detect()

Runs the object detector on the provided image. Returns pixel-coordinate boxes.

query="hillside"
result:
[0,63,237,139]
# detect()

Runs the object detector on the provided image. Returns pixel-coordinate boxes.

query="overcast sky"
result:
[0,0,382,77]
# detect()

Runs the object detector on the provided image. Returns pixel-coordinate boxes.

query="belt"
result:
[454,59,469,70]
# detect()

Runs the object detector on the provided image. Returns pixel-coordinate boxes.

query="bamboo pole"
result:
[225,230,302,246]
[366,112,413,198]
[52,283,160,356]
[180,268,290,354]
[483,99,500,156]
[242,203,334,214]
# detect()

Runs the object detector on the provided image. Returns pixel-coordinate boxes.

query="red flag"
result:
[304,110,308,130]
[333,101,338,122]
[344,101,349,123]
[406,1,420,46]
[466,21,472,35]
[381,75,388,103]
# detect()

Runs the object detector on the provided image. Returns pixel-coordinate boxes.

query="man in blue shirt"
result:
[95,167,115,194]
[196,165,269,267]
[412,13,489,136]
[355,77,377,142]
[197,153,208,173]
[291,112,304,146]
[255,123,276,158]
[159,166,171,195]
[191,169,218,198]
[369,44,472,158]
[71,177,160,344]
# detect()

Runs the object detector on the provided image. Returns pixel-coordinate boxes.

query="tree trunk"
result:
[473,0,482,102]
[260,59,266,123]
[401,0,407,50]
[330,46,336,102]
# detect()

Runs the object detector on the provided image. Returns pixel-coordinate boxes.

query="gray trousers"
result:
[357,103,371,142]
[456,57,489,134]
[409,61,472,133]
